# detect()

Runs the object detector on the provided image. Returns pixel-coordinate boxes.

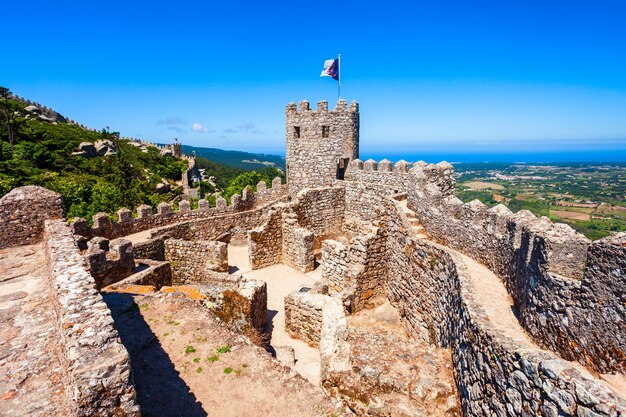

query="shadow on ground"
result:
[264,309,279,357]
[103,292,207,417]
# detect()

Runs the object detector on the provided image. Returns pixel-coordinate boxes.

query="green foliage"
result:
[223,367,233,374]
[221,169,283,202]
[0,93,187,224]
[506,198,551,217]
[456,189,497,207]
[195,157,245,190]
[216,345,231,354]
[184,345,197,354]
[0,88,285,224]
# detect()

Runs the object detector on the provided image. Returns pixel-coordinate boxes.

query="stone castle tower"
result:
[285,99,359,194]
[171,141,183,158]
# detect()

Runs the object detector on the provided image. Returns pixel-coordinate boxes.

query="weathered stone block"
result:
[178,200,191,214]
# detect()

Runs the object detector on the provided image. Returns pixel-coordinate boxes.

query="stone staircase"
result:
[397,199,430,239]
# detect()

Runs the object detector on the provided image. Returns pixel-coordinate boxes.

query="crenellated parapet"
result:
[84,236,135,288]
[407,166,625,374]
[71,177,288,240]
[345,158,449,195]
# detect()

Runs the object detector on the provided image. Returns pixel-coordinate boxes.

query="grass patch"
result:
[193,357,200,363]
[216,346,231,354]
[196,367,203,374]
[223,367,233,374]
[207,355,219,363]
[184,345,197,354]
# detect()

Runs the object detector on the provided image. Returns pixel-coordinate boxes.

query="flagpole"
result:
[338,54,341,100]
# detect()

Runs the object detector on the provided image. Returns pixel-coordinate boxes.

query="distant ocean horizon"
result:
[357,150,626,164]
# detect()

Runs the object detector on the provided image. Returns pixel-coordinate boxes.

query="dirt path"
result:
[0,244,71,417]
[228,244,323,385]
[346,296,410,340]
[103,291,341,417]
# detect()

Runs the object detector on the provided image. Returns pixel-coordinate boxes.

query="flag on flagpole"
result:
[320,58,339,81]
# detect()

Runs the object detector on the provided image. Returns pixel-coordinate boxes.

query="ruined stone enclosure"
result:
[1,100,625,417]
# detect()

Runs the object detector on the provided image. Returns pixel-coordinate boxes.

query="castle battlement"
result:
[286,99,359,114]
[1,98,624,417]
[70,177,288,241]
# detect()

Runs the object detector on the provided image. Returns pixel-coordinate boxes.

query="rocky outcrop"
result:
[23,104,67,123]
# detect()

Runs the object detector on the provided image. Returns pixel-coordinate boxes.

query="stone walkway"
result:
[399,199,626,398]
[0,244,71,417]
[123,228,154,244]
[227,244,323,385]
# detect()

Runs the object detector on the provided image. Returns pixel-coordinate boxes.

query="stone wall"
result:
[344,176,391,224]
[293,187,346,248]
[321,239,348,294]
[321,225,387,313]
[164,238,228,285]
[149,221,195,241]
[248,206,284,269]
[344,158,413,194]
[43,219,139,417]
[285,289,336,347]
[70,177,287,240]
[282,212,315,272]
[323,195,625,416]
[85,237,135,288]
[408,164,625,374]
[388,196,626,416]
[0,186,64,249]
[200,279,267,332]
[102,259,172,290]
[192,200,282,241]
[162,278,267,332]
[285,100,359,194]
[133,237,165,261]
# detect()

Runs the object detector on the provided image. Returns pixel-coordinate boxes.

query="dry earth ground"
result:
[103,291,345,417]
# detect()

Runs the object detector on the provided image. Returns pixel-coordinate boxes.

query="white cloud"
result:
[192,123,212,133]
[157,117,186,126]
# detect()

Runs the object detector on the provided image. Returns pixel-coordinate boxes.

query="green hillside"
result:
[0,88,189,221]
[181,145,285,170]
[0,87,286,224]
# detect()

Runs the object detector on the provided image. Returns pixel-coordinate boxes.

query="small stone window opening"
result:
[294,126,301,138]
[322,125,330,138]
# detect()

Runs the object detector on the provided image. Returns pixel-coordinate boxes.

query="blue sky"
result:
[3,1,626,159]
